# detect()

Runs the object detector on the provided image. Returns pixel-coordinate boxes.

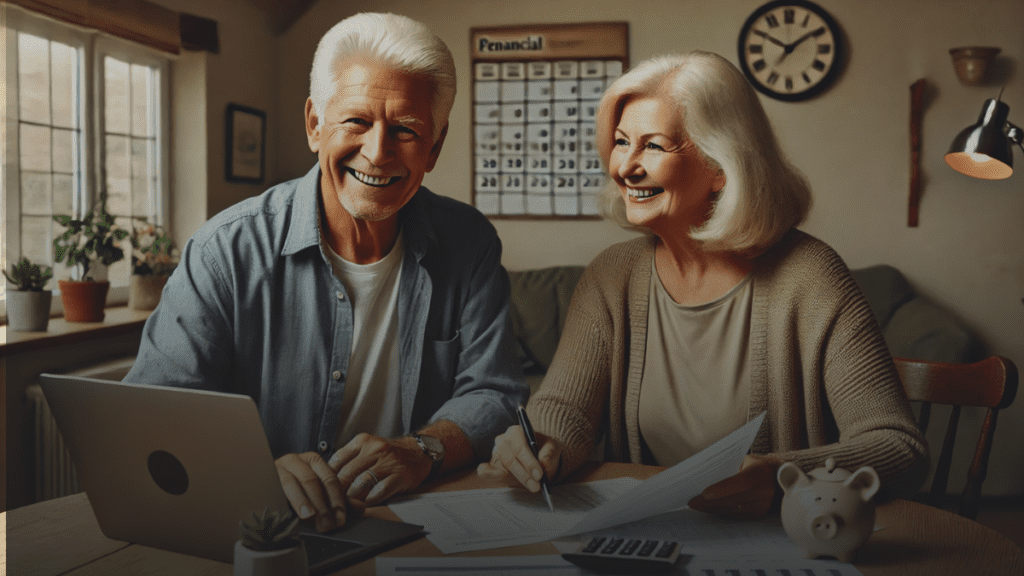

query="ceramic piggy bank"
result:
[777,457,880,562]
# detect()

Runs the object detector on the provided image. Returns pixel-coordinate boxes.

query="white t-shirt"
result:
[323,231,405,448]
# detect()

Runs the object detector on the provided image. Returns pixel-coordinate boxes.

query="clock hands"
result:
[752,29,787,49]
[767,25,826,66]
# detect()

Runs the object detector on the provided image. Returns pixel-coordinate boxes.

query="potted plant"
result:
[4,257,54,331]
[128,220,178,310]
[53,196,129,322]
[234,508,307,576]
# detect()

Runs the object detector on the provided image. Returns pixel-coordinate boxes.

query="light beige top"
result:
[529,229,930,501]
[638,264,753,466]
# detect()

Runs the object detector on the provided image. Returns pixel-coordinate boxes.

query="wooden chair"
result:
[894,356,1018,520]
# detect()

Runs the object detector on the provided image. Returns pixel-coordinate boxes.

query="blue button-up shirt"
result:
[126,164,527,459]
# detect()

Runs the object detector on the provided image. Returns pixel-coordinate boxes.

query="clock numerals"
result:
[739,0,841,100]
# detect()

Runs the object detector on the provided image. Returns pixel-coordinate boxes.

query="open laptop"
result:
[38,373,424,573]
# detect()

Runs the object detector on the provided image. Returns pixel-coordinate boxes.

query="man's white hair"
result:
[309,13,456,139]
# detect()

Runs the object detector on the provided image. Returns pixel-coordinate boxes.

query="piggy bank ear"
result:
[777,462,810,494]
[845,466,881,502]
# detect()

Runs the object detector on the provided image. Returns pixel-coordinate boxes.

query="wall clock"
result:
[737,0,843,102]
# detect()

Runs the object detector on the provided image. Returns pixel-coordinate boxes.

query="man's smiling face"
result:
[306,58,446,223]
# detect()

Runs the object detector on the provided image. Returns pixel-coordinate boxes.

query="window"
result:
[2,7,170,311]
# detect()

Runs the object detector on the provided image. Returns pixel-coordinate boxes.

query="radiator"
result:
[26,384,81,502]
[27,357,137,502]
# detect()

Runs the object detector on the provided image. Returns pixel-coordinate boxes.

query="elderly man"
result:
[126,12,527,532]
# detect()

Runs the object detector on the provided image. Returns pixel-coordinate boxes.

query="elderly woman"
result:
[478,51,928,519]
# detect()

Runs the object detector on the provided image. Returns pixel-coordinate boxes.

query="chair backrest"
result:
[894,355,1018,520]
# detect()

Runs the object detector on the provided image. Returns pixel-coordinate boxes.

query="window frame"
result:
[2,6,172,319]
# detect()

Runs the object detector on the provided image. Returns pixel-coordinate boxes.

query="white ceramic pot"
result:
[128,274,168,310]
[6,290,52,331]
[232,540,307,576]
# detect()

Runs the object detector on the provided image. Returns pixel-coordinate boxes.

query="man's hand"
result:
[477,424,562,492]
[275,452,359,532]
[687,454,781,520]
[328,433,433,508]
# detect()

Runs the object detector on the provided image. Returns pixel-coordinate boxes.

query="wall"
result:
[274,0,1024,496]
[153,0,278,244]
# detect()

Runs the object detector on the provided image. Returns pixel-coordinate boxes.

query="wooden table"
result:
[3,462,1021,575]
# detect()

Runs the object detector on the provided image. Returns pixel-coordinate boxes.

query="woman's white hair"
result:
[309,13,456,139]
[596,51,811,254]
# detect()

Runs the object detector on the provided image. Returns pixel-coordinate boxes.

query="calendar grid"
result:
[470,23,629,219]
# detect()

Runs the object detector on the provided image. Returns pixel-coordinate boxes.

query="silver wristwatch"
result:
[413,434,444,479]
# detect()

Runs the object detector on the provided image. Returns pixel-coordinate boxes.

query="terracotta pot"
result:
[129,274,169,310]
[58,280,110,322]
[6,290,52,331]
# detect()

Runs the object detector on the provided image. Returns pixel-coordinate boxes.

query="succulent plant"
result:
[238,508,302,552]
[4,257,53,291]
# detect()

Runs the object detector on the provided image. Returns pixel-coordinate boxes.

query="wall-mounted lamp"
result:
[945,96,1023,180]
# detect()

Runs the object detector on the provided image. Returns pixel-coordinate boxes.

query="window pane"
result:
[51,218,74,281]
[108,216,133,283]
[131,64,154,136]
[54,173,74,215]
[105,56,130,134]
[52,127,75,173]
[20,123,51,171]
[22,215,53,265]
[51,41,78,129]
[105,134,130,215]
[19,33,50,125]
[132,138,153,217]
[21,172,51,215]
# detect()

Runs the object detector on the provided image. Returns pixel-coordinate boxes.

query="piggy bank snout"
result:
[808,512,842,541]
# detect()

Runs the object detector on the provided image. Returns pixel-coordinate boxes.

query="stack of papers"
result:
[389,413,765,553]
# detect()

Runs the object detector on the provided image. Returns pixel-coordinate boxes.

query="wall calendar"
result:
[470,23,629,219]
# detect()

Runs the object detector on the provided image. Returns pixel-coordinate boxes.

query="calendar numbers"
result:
[471,24,627,218]
[472,58,622,217]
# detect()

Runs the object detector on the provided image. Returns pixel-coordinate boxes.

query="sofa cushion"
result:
[883,297,983,363]
[850,264,915,329]
[508,266,585,373]
[851,264,981,363]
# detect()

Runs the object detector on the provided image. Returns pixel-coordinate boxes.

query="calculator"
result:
[561,533,681,574]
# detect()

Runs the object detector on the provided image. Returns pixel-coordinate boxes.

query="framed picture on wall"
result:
[225,103,266,183]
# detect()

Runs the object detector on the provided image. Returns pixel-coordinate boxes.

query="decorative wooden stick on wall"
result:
[908,78,926,227]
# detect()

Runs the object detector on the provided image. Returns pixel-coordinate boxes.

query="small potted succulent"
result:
[233,508,307,576]
[128,220,178,310]
[4,257,54,331]
[52,195,129,322]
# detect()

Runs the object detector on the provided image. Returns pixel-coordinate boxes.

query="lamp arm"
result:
[1006,123,1023,150]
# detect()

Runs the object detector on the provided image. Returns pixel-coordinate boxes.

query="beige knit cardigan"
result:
[529,229,929,500]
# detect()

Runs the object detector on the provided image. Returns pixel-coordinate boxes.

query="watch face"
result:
[738,0,842,101]
[417,434,444,459]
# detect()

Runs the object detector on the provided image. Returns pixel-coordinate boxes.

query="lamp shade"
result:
[944,99,1013,179]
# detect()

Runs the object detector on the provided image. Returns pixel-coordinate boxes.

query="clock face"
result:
[738,0,842,101]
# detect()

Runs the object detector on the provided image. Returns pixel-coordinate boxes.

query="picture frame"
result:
[225,103,266,183]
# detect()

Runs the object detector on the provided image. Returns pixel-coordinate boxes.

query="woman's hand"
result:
[688,454,781,519]
[477,424,562,492]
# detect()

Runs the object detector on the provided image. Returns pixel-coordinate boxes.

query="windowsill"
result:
[0,306,152,355]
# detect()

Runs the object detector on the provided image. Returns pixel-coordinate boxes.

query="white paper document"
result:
[388,413,765,553]
[376,554,866,576]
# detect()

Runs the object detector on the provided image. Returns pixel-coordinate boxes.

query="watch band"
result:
[413,434,444,479]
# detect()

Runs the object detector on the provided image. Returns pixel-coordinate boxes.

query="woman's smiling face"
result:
[608,95,724,236]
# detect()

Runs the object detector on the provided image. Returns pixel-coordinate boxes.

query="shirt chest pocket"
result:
[422,331,461,396]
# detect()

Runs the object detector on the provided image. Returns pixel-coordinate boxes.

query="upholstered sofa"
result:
[508,264,983,394]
